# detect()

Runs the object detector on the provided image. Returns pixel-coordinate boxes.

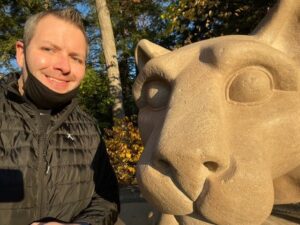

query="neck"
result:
[17,75,25,96]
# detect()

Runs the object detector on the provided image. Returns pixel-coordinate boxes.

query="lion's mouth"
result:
[137,156,241,219]
[175,213,214,225]
[138,164,217,225]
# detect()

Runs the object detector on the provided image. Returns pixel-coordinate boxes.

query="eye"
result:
[228,66,273,103]
[41,46,54,52]
[144,79,171,109]
[72,56,84,64]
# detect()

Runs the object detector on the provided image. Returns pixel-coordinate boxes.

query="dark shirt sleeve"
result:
[71,136,120,225]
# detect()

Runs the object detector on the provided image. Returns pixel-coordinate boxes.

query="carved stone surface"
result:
[133,0,300,224]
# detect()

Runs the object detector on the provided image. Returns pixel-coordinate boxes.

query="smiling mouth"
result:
[43,75,71,92]
[46,76,69,84]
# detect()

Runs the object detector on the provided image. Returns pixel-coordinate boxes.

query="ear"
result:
[252,0,300,63]
[135,39,171,71]
[16,41,25,69]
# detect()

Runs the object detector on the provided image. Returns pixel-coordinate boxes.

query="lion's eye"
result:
[228,66,273,103]
[144,80,171,109]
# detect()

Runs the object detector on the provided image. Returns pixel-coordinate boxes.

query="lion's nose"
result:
[151,102,231,201]
[152,132,231,201]
[153,150,229,201]
[203,161,220,172]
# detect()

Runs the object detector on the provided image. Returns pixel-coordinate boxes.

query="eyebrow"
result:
[41,40,60,49]
[41,40,86,59]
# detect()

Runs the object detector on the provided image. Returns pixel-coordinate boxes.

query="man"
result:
[0,8,119,225]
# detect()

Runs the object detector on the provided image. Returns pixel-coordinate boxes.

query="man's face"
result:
[16,15,87,94]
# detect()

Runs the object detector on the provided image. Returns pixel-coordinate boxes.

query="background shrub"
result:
[104,116,144,185]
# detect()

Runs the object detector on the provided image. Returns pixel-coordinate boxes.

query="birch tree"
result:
[95,0,125,118]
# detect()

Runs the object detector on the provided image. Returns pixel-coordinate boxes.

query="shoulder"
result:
[0,73,19,93]
[0,74,9,90]
[0,75,10,100]
[0,73,19,85]
[0,74,20,114]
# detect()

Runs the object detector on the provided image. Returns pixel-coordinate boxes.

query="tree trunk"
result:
[95,0,125,119]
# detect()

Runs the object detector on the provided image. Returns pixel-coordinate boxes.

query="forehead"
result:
[29,15,87,53]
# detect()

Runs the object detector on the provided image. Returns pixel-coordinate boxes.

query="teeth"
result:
[48,77,66,83]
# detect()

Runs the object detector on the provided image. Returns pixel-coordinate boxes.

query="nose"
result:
[54,53,71,74]
[153,121,230,201]
[152,92,231,201]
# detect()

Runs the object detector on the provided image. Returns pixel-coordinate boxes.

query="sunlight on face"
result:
[16,15,87,94]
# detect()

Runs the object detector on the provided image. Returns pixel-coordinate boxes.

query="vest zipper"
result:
[38,132,49,218]
[37,112,51,218]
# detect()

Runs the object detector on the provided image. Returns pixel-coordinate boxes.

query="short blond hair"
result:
[23,8,88,50]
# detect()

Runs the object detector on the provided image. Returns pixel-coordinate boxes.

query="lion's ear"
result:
[135,39,170,71]
[252,0,300,63]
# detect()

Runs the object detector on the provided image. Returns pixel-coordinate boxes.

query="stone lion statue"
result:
[133,0,300,224]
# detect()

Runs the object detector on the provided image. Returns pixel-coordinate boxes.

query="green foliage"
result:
[108,0,165,55]
[161,0,277,47]
[78,68,113,128]
[104,116,144,185]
